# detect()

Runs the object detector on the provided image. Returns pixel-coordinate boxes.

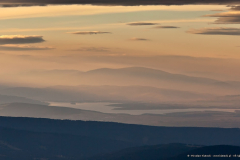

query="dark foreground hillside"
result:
[1,116,240,146]
[88,143,201,160]
[171,145,240,160]
[0,126,133,160]
[89,144,240,160]
[0,116,240,159]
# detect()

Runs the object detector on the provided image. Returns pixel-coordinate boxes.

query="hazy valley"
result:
[1,2,240,159]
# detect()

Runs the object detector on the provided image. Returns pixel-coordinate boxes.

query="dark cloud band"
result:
[230,5,240,10]
[127,22,158,26]
[187,27,240,35]
[0,35,45,44]
[0,44,54,51]
[68,31,111,35]
[205,11,240,24]
[1,3,46,7]
[130,37,149,41]
[154,26,180,28]
[0,0,240,6]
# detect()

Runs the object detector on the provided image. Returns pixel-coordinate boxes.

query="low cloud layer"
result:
[0,0,239,6]
[68,31,111,35]
[187,27,240,35]
[129,37,149,41]
[0,44,54,51]
[0,35,45,44]
[127,22,158,26]
[154,26,180,29]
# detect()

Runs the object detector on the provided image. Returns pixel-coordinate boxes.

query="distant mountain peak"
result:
[86,66,169,74]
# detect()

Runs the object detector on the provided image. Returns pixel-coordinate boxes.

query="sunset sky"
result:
[1,1,240,85]
[1,0,240,129]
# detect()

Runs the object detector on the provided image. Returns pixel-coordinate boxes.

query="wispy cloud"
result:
[0,44,55,51]
[230,5,240,11]
[204,9,240,24]
[154,26,180,29]
[210,9,225,11]
[127,22,158,26]
[0,35,45,44]
[71,47,109,52]
[68,31,111,35]
[129,37,149,41]
[187,27,240,35]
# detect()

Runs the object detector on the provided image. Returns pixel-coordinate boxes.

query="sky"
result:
[1,1,240,128]
[1,1,240,86]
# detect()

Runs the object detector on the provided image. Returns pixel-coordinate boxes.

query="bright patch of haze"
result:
[49,102,240,115]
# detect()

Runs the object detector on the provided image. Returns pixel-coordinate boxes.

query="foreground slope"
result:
[0,126,133,160]
[88,143,201,160]
[171,145,240,159]
[87,144,240,160]
[0,117,240,159]
[1,116,240,146]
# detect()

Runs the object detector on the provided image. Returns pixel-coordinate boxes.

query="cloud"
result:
[187,27,240,35]
[71,47,109,52]
[230,5,240,10]
[0,4,46,7]
[154,26,180,28]
[0,35,45,44]
[0,0,239,7]
[129,37,149,41]
[210,9,225,11]
[127,22,159,26]
[68,31,111,35]
[0,44,55,51]
[204,9,240,24]
[214,16,240,24]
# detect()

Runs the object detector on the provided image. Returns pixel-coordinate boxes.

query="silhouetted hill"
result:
[2,102,240,128]
[0,126,134,160]
[0,85,211,103]
[1,117,240,159]
[87,144,240,160]
[18,67,240,95]
[171,145,240,159]
[1,116,240,146]
[0,94,46,105]
[88,143,201,160]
